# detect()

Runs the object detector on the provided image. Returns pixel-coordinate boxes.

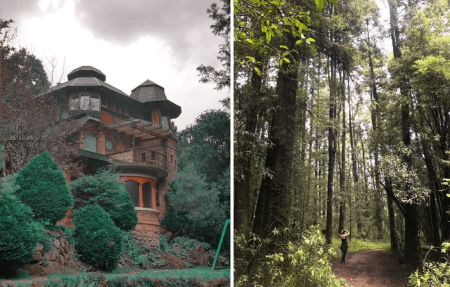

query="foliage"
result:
[197,0,230,98]
[0,172,17,193]
[408,243,450,286]
[121,231,166,268]
[6,47,50,95]
[0,188,43,274]
[177,109,230,184]
[161,165,226,247]
[70,168,137,232]
[234,0,326,75]
[15,151,73,225]
[73,205,123,270]
[235,225,347,286]
[169,236,212,259]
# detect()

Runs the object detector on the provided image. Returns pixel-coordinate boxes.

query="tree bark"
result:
[252,33,300,245]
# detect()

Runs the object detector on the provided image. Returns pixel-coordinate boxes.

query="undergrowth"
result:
[121,232,166,268]
[235,225,347,286]
[408,242,450,286]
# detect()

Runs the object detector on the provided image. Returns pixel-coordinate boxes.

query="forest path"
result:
[331,249,412,287]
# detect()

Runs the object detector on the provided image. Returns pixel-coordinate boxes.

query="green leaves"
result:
[315,0,324,11]
[235,0,322,74]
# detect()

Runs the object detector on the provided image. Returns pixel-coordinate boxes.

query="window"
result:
[105,139,113,151]
[142,153,146,162]
[83,134,97,153]
[162,116,169,130]
[124,180,140,207]
[151,151,156,160]
[142,182,152,208]
[69,93,100,111]
[171,155,173,163]
[59,105,68,119]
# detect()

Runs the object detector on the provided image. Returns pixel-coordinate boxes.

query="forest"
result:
[234,0,450,285]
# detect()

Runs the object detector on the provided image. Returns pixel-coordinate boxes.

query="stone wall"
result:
[23,229,76,276]
[132,209,160,250]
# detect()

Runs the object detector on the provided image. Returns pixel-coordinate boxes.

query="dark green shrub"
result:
[161,165,226,248]
[0,191,43,274]
[15,151,73,225]
[70,168,137,231]
[73,205,123,270]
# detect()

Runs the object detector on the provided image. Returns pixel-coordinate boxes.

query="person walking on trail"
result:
[340,229,350,263]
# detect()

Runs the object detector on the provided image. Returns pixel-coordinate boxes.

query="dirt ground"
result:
[331,249,414,287]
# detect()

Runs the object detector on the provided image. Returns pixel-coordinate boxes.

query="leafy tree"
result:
[73,205,123,270]
[197,0,230,107]
[6,47,50,96]
[0,188,43,275]
[15,151,73,225]
[177,109,230,184]
[69,168,137,232]
[161,165,226,247]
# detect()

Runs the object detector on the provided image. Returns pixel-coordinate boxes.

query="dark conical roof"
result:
[130,79,167,102]
[67,66,106,81]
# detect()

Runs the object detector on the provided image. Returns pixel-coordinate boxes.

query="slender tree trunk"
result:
[326,55,337,244]
[235,54,263,237]
[339,70,346,234]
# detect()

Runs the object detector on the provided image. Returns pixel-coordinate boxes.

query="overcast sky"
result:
[0,0,228,130]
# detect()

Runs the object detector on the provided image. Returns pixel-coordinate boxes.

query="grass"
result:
[330,238,391,258]
[106,266,230,280]
[42,266,230,286]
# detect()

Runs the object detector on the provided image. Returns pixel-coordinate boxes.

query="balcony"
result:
[109,147,167,170]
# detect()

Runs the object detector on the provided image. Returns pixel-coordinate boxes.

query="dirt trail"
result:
[331,249,413,287]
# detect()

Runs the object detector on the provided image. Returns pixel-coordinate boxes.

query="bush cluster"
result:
[0,191,43,273]
[70,168,137,232]
[73,205,123,270]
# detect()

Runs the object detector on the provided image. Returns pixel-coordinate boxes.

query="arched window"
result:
[83,134,97,153]
[142,182,152,208]
[125,180,140,207]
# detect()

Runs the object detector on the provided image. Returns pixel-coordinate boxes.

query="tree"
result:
[197,0,230,108]
[161,165,225,246]
[15,151,73,225]
[177,109,230,184]
[73,205,123,270]
[0,19,84,177]
[69,168,138,232]
[0,189,43,275]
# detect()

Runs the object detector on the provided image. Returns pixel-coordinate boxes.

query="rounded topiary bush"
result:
[15,151,73,225]
[70,168,137,231]
[0,191,43,274]
[73,205,123,269]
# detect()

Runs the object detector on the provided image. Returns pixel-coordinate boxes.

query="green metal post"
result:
[211,219,230,270]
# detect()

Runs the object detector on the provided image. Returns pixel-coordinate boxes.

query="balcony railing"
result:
[133,147,167,170]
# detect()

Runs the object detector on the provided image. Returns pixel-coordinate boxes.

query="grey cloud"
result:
[73,0,224,67]
[0,0,41,23]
